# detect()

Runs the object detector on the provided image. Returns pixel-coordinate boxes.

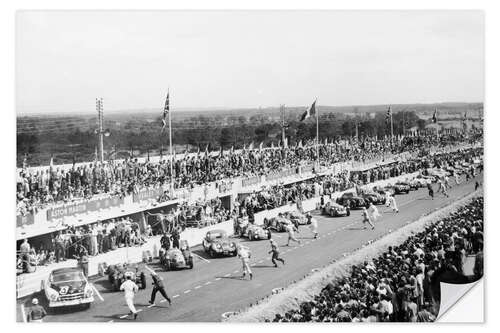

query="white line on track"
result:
[20,303,27,323]
[91,284,104,302]
[192,253,210,263]
[184,290,191,294]
[173,294,180,298]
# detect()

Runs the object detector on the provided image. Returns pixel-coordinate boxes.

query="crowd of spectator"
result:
[272,197,483,322]
[17,216,149,272]
[16,134,477,216]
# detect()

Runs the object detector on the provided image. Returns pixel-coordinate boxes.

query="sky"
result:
[16,10,484,114]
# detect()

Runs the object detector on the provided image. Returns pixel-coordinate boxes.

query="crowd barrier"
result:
[16,219,234,298]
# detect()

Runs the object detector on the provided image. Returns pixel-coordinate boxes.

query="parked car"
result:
[361,191,386,205]
[202,229,238,257]
[241,224,272,241]
[264,215,291,232]
[106,264,147,292]
[160,240,194,270]
[410,175,434,188]
[393,181,411,194]
[42,267,94,309]
[322,201,350,217]
[336,192,367,209]
[285,211,310,226]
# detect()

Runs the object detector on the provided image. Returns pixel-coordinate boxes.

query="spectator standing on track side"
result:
[26,298,46,322]
[120,274,139,320]
[269,239,285,267]
[171,227,180,249]
[149,272,172,306]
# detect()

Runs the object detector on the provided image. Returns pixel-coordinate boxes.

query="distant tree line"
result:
[17,110,425,167]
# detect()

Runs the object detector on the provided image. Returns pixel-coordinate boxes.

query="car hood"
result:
[50,280,87,293]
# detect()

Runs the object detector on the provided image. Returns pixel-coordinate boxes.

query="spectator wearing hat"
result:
[26,298,46,322]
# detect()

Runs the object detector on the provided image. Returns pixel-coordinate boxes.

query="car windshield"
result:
[52,271,84,282]
[208,232,226,240]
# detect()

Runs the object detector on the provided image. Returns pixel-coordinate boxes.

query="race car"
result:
[241,224,272,241]
[336,192,367,209]
[360,191,386,205]
[105,263,147,292]
[42,267,94,309]
[285,211,311,225]
[160,240,194,270]
[264,215,291,232]
[393,181,411,194]
[202,229,238,257]
[410,175,435,188]
[322,201,350,217]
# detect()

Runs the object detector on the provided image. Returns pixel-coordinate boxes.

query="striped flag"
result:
[161,90,170,132]
[299,100,317,121]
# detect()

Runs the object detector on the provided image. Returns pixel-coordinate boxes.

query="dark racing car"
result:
[160,240,194,270]
[393,181,411,194]
[336,192,367,209]
[42,267,94,309]
[105,263,147,292]
[202,229,238,257]
[361,191,386,205]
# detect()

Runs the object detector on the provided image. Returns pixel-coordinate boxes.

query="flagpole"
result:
[316,99,319,167]
[168,88,174,192]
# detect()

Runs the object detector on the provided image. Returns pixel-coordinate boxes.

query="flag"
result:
[385,106,392,124]
[22,154,28,169]
[432,109,438,123]
[299,100,317,121]
[161,90,170,132]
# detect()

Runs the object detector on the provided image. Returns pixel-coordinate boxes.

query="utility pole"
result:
[280,104,287,145]
[95,98,110,163]
[96,98,104,163]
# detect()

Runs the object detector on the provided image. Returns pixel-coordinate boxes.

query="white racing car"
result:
[42,267,94,309]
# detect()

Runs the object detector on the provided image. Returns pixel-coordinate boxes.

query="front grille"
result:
[59,292,84,301]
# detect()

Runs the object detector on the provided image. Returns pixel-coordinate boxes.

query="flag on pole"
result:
[385,106,392,125]
[299,100,317,121]
[161,90,170,132]
[432,109,438,123]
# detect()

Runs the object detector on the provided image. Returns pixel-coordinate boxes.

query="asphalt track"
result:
[17,175,482,322]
